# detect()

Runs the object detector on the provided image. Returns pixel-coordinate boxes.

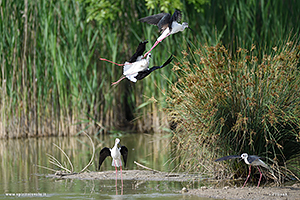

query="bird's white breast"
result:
[123,59,149,76]
[171,21,185,34]
[111,146,120,160]
[243,158,251,165]
[123,58,150,82]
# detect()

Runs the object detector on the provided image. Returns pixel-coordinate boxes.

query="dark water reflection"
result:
[0,133,212,199]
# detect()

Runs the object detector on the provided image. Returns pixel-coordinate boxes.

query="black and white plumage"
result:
[135,55,173,80]
[215,153,268,188]
[104,40,151,85]
[120,40,151,83]
[99,40,173,85]
[139,10,192,57]
[98,138,128,170]
[128,40,148,63]
[98,138,128,195]
[126,55,173,82]
[122,53,152,83]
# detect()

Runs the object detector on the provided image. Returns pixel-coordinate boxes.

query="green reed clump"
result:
[168,42,300,178]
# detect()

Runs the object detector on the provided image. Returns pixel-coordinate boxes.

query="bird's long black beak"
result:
[188,27,195,33]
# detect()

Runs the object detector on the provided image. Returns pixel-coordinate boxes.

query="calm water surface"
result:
[0,133,213,199]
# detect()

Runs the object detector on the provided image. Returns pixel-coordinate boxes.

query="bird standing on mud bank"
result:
[215,153,273,188]
[98,138,128,194]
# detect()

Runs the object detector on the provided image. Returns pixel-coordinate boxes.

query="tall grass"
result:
[0,0,182,138]
[168,41,300,178]
[188,0,300,51]
[1,0,101,137]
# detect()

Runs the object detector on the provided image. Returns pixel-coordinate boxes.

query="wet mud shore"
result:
[189,184,300,199]
[47,170,300,199]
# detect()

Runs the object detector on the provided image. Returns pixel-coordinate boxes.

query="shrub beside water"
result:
[168,42,300,179]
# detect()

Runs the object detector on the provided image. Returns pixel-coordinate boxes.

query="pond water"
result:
[0,133,214,199]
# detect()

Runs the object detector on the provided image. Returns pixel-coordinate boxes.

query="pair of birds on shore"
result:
[98,137,272,188]
[99,10,192,85]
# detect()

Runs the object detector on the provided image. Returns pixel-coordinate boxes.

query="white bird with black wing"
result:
[98,138,128,189]
[215,153,270,188]
[99,40,173,85]
[139,10,192,57]
[125,55,173,82]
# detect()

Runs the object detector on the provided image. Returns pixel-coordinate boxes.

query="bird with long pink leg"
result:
[139,9,193,57]
[99,40,149,85]
[99,40,174,85]
[98,138,128,195]
[215,153,275,188]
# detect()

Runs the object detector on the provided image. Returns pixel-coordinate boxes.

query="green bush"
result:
[168,42,300,177]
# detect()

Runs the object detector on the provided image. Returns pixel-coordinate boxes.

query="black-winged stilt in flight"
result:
[112,53,152,85]
[139,10,192,57]
[99,40,150,85]
[215,153,269,188]
[99,40,174,85]
[98,138,128,194]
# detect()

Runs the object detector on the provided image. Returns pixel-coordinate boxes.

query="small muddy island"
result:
[47,169,201,182]
[47,170,300,199]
